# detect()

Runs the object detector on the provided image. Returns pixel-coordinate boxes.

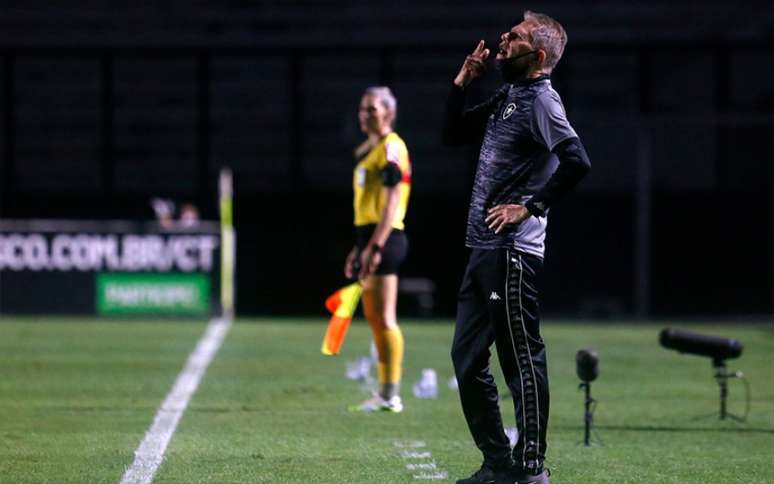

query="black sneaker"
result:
[456,462,518,484]
[516,468,550,484]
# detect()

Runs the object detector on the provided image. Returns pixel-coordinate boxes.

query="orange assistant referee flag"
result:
[321,282,362,355]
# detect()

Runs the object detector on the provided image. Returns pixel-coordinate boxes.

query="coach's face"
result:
[495,20,542,82]
[497,20,536,63]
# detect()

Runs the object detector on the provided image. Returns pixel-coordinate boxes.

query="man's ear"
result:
[535,49,547,66]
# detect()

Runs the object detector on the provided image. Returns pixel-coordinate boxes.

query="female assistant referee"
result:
[345,86,412,413]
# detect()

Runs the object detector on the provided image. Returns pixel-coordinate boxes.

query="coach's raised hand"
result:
[454,40,490,88]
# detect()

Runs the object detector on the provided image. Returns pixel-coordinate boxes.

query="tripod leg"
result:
[720,379,727,420]
[584,384,591,446]
[716,366,728,420]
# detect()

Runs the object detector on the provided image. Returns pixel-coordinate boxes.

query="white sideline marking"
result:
[394,440,449,481]
[120,318,232,484]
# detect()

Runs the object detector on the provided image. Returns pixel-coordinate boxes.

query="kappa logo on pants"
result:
[489,291,502,301]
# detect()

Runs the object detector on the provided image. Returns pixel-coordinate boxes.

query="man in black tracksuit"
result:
[443,11,591,484]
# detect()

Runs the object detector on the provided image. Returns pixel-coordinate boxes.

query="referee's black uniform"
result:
[443,76,590,475]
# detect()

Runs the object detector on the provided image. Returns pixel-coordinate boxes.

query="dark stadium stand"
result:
[1,2,773,316]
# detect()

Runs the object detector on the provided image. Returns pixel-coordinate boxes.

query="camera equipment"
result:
[576,349,601,446]
[659,328,742,364]
[659,328,748,421]
[576,348,599,383]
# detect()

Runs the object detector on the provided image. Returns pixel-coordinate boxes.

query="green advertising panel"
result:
[96,273,210,315]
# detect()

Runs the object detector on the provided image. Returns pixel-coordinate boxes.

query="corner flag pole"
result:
[219,168,235,319]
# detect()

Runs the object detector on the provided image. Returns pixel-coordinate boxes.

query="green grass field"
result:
[1,317,773,483]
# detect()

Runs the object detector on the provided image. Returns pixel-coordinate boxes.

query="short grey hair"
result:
[364,86,397,125]
[524,11,567,72]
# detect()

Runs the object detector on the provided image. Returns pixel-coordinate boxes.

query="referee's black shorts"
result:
[355,224,408,275]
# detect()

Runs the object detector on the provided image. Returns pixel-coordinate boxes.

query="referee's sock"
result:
[377,327,404,400]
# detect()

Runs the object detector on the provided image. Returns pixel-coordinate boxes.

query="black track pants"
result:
[451,248,549,473]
